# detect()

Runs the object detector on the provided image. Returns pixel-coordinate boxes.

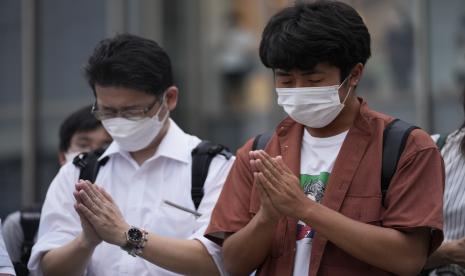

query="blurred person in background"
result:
[205,1,444,275]
[29,34,234,276]
[424,86,465,276]
[56,105,113,166]
[218,11,257,110]
[2,105,111,276]
[0,220,15,276]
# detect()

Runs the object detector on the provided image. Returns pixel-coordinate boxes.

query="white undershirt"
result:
[293,129,347,276]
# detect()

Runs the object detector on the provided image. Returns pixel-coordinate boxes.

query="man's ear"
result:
[349,63,364,87]
[164,86,179,112]
[58,151,66,166]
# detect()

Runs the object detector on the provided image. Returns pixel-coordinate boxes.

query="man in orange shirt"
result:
[205,1,445,275]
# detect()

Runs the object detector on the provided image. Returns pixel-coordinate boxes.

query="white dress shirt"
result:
[2,212,23,264]
[0,220,16,276]
[28,119,234,276]
[441,129,465,242]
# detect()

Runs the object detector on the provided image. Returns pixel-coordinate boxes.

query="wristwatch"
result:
[121,226,148,257]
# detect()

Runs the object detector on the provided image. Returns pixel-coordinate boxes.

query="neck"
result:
[130,119,170,165]
[306,97,360,138]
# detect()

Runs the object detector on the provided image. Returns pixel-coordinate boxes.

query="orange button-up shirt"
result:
[206,99,444,276]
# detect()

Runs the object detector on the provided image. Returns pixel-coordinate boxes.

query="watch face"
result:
[128,228,143,242]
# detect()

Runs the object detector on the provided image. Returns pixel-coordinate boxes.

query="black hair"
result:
[59,105,102,152]
[84,33,173,97]
[259,0,371,80]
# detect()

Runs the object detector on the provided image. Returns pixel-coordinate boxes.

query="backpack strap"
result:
[381,119,419,203]
[191,141,232,210]
[252,132,273,151]
[435,133,449,151]
[73,148,109,183]
[19,206,41,268]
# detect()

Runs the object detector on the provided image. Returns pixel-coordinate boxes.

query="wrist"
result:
[114,223,131,247]
[120,226,148,257]
[297,199,316,224]
[256,208,280,226]
[442,241,458,263]
[77,232,100,250]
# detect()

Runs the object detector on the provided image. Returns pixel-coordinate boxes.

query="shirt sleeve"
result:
[382,129,445,254]
[2,212,22,263]
[0,221,16,276]
[0,265,15,276]
[27,163,82,274]
[205,139,256,242]
[188,154,235,275]
[194,234,230,276]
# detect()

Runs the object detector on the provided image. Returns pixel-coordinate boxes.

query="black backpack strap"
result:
[435,133,449,151]
[252,132,273,151]
[73,148,109,183]
[381,119,419,203]
[191,141,232,210]
[19,206,41,269]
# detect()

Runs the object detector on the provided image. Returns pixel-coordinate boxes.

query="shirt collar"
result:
[99,118,191,164]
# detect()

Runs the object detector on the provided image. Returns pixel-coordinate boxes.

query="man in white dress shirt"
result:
[28,34,235,276]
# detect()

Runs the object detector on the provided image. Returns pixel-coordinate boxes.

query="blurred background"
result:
[1,0,465,219]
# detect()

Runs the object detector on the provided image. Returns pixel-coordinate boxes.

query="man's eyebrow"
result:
[97,103,114,109]
[120,104,146,110]
[301,69,324,76]
[98,103,144,110]
[274,69,325,76]
[75,136,92,142]
[274,70,291,76]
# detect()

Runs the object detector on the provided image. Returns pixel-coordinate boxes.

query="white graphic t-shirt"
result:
[292,129,348,276]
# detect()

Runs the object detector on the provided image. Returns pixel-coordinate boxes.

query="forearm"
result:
[303,202,429,276]
[41,233,96,276]
[138,234,219,276]
[223,211,278,275]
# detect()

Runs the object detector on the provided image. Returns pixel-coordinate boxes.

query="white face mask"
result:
[101,99,169,152]
[276,78,352,128]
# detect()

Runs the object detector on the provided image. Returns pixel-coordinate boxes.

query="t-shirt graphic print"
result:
[296,172,330,242]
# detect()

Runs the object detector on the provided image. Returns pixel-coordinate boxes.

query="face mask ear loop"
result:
[155,93,170,122]
[341,85,352,105]
[338,75,353,105]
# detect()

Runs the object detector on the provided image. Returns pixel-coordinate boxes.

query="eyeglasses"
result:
[91,97,160,121]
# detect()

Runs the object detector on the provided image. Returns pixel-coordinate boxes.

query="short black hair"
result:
[259,0,371,79]
[59,105,102,152]
[84,33,173,97]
